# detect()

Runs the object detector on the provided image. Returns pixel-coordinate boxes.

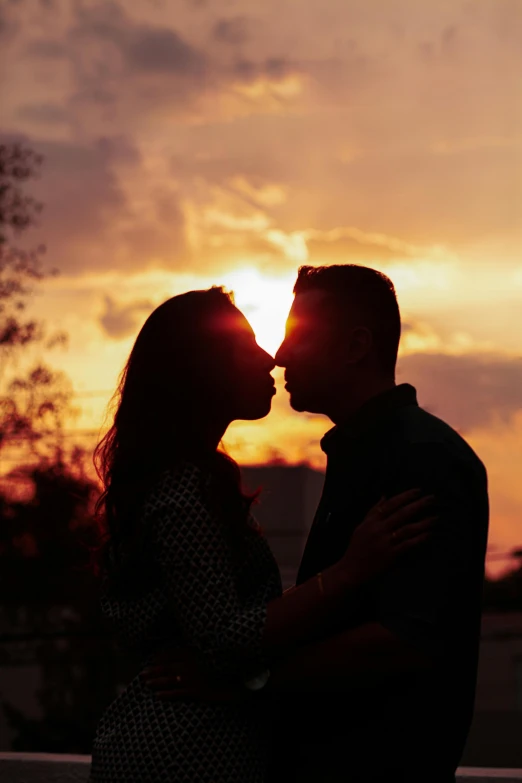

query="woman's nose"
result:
[261,349,276,371]
[274,341,287,367]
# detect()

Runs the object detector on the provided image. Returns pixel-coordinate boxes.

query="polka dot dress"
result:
[89,462,283,783]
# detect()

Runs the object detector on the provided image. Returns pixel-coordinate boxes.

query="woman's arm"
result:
[149,463,347,677]
[260,488,434,657]
[149,465,434,681]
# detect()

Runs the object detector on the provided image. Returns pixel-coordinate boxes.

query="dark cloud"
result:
[213,17,251,46]
[5,132,187,275]
[119,189,187,267]
[21,2,301,128]
[17,103,68,125]
[0,0,21,43]
[25,38,68,58]
[54,2,212,124]
[96,134,141,165]
[441,25,459,52]
[26,136,129,266]
[419,24,460,63]
[126,26,207,75]
[98,295,153,339]
[232,57,299,84]
[483,0,522,46]
[398,352,522,432]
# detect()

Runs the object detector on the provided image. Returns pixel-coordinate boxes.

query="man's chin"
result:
[288,392,313,413]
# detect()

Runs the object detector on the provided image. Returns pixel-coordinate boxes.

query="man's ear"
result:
[346,327,373,363]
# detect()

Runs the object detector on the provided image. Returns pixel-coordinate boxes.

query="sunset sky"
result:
[1,0,521,570]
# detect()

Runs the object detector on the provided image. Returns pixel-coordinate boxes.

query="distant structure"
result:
[241,463,325,589]
[462,612,522,768]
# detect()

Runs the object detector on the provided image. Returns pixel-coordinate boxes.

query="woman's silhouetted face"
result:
[210,305,276,422]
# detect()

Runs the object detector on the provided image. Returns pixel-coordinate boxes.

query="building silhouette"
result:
[241,463,325,589]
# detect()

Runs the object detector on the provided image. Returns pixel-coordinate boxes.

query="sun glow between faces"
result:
[221,268,296,357]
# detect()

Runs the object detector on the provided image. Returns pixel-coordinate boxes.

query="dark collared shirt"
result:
[287,384,489,782]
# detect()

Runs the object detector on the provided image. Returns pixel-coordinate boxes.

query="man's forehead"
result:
[290,289,333,318]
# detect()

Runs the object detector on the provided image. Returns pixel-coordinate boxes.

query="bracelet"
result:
[244,669,270,691]
[317,571,325,598]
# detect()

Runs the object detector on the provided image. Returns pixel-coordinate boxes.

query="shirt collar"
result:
[320,383,419,455]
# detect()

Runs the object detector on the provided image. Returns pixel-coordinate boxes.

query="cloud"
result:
[98,295,153,339]
[24,133,128,244]
[43,2,214,129]
[3,0,522,277]
[213,17,251,45]
[125,26,207,76]
[398,352,522,432]
[17,103,68,125]
[418,24,460,62]
[305,227,421,264]
[11,132,188,276]
[232,57,299,84]
[0,1,21,44]
[190,231,289,273]
[25,38,67,58]
[18,2,303,133]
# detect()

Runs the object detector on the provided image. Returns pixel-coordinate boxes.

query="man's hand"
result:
[139,647,245,702]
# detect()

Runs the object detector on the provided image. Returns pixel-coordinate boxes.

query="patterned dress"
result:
[88,461,283,783]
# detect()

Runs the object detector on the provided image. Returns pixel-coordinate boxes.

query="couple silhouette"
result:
[88,264,489,783]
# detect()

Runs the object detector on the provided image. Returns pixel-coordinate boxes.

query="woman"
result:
[88,287,434,783]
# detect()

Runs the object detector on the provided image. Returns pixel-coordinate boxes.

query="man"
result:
[143,264,489,782]
[267,264,489,782]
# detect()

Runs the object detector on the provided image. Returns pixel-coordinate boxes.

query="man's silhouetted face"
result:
[274,290,342,414]
[275,289,375,415]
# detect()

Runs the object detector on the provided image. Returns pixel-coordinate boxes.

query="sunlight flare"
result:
[222,267,296,356]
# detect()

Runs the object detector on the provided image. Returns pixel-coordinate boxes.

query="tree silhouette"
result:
[0,142,71,460]
[0,453,134,753]
[0,143,122,753]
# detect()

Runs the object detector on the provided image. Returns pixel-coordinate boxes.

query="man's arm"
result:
[268,621,432,692]
[269,441,489,692]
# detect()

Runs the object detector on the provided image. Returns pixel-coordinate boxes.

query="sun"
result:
[221,268,296,356]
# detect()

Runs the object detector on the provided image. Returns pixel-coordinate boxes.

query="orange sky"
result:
[1,0,522,573]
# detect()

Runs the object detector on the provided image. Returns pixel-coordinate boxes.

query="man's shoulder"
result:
[391,405,487,481]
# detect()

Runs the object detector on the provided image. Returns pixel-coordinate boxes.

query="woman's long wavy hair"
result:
[92,287,258,592]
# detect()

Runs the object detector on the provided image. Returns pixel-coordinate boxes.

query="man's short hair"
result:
[293,264,401,375]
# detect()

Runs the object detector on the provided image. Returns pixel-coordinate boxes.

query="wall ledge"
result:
[1,753,522,782]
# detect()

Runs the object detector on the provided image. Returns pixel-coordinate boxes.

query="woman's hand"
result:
[337,489,436,586]
[139,648,245,702]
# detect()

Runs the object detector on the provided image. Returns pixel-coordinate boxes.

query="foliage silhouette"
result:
[0,142,123,752]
